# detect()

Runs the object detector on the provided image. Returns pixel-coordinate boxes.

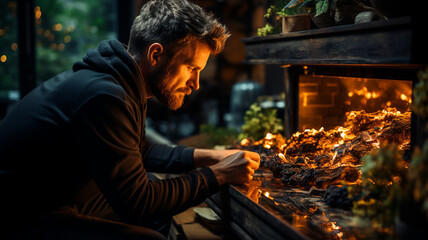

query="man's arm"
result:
[193,148,240,167]
[71,95,219,226]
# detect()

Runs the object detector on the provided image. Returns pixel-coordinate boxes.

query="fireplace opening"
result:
[229,69,416,239]
[206,16,428,240]
[298,74,412,131]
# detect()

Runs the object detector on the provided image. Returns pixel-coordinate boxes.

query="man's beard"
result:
[148,63,190,110]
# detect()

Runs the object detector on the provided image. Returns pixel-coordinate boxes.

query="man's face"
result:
[149,41,211,110]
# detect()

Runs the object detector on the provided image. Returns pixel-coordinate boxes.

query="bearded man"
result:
[0,0,260,239]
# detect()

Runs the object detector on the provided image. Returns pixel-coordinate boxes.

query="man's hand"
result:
[209,151,260,186]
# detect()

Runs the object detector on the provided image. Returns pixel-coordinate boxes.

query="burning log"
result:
[377,111,411,147]
[280,165,360,190]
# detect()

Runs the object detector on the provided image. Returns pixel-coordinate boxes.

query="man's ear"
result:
[147,43,164,67]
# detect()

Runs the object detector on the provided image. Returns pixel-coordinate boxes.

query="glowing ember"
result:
[240,108,411,190]
[331,222,340,230]
[240,138,250,146]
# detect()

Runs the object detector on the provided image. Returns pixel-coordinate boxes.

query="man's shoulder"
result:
[66,69,127,99]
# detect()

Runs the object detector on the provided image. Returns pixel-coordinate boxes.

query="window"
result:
[0,1,19,99]
[35,0,118,83]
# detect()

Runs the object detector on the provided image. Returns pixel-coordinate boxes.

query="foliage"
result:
[35,0,117,83]
[352,144,406,227]
[239,102,284,141]
[284,0,338,17]
[257,0,305,36]
[0,0,116,95]
[199,124,239,148]
[265,0,306,18]
[412,67,428,128]
[352,67,428,228]
[408,140,428,220]
[257,23,277,37]
[0,1,19,93]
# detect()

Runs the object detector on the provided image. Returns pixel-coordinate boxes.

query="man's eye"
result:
[188,66,195,72]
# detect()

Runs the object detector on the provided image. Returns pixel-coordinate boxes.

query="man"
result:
[0,0,260,239]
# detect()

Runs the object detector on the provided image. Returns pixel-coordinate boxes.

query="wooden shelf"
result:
[243,17,425,66]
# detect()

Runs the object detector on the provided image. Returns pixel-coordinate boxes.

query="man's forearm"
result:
[193,148,221,168]
[193,148,241,168]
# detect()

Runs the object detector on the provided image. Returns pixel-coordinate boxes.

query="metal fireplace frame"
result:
[207,16,428,240]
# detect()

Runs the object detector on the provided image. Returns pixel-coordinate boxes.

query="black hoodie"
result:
[0,39,219,225]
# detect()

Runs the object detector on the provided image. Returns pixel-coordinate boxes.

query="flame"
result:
[240,138,250,146]
[331,222,340,230]
[240,108,410,191]
[346,85,411,107]
[263,191,274,200]
[330,222,344,239]
[365,92,372,99]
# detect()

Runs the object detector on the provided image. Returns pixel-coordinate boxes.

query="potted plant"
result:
[284,0,337,28]
[284,0,375,28]
[257,0,310,36]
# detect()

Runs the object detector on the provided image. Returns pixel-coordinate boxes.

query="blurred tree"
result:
[0,0,117,95]
[35,0,117,83]
[0,1,19,94]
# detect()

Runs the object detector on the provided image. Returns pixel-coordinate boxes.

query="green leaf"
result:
[315,0,329,17]
[284,0,305,9]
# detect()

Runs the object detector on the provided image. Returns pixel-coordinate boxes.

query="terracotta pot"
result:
[281,14,311,33]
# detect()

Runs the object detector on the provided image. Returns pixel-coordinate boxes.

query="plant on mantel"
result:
[283,0,386,28]
[257,0,381,36]
[284,0,338,17]
[257,0,306,36]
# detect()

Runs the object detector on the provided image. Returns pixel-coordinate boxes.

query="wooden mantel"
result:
[243,16,426,66]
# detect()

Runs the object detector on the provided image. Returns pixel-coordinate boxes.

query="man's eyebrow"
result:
[187,61,203,70]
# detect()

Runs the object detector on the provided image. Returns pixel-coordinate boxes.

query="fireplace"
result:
[206,16,427,239]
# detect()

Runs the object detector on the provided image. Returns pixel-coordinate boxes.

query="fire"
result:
[240,138,250,146]
[240,108,411,190]
[263,191,274,200]
[331,222,340,230]
[347,86,410,104]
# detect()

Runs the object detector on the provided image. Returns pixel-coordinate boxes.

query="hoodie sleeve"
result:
[141,140,195,174]
[70,94,219,226]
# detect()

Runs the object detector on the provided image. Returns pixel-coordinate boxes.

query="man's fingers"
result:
[248,158,259,170]
[244,151,260,164]
[247,166,255,176]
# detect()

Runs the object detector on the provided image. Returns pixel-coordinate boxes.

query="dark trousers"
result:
[3,207,166,240]
[2,179,171,240]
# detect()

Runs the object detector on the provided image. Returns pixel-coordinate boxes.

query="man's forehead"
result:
[174,41,211,66]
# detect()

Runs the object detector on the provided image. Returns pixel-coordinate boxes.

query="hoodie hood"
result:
[73,39,146,106]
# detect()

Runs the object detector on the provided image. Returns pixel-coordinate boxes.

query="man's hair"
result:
[128,0,230,60]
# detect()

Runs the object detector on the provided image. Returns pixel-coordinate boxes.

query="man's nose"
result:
[188,72,200,90]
